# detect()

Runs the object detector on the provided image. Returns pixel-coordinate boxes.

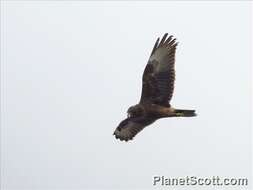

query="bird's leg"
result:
[161,107,184,117]
[150,105,177,117]
[174,112,184,117]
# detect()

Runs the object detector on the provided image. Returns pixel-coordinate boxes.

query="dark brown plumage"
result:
[113,33,196,142]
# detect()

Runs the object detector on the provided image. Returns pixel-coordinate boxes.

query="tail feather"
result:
[174,109,196,117]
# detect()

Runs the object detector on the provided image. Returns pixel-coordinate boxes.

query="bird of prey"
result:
[113,33,196,141]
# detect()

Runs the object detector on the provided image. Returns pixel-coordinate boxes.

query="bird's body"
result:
[113,33,196,141]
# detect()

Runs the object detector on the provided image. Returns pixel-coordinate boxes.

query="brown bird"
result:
[113,33,196,141]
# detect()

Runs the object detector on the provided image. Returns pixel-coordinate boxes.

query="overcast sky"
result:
[1,1,252,190]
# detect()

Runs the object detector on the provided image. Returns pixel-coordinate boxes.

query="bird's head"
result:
[127,104,144,118]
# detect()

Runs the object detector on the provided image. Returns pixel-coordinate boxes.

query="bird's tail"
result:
[174,109,197,117]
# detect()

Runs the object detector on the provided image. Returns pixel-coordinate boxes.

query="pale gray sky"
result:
[1,1,252,190]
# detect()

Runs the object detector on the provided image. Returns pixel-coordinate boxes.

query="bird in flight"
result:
[113,33,196,142]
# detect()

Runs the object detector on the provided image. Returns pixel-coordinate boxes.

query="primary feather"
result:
[113,117,156,141]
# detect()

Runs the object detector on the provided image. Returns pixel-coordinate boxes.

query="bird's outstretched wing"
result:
[113,117,155,141]
[140,33,178,107]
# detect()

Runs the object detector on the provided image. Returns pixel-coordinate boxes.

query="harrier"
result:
[113,33,196,141]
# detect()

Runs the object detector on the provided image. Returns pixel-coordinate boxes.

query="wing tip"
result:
[156,33,178,49]
[113,129,134,142]
[151,33,178,56]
